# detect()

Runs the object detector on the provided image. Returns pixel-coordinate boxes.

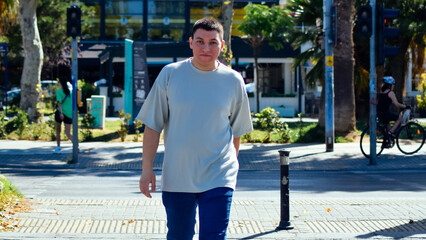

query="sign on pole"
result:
[132,43,150,122]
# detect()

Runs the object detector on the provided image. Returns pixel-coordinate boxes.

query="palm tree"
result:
[288,0,325,124]
[289,0,356,134]
[333,0,356,133]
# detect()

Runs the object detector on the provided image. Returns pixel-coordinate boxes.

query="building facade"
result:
[78,0,305,116]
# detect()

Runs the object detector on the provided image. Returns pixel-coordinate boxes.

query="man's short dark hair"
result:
[192,17,224,40]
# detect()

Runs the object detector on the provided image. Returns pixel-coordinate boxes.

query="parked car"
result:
[41,80,58,97]
[6,88,21,105]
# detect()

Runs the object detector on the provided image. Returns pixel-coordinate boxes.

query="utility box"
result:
[91,95,106,129]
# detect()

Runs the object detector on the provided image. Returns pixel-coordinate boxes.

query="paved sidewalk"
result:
[0,140,425,239]
[0,140,425,171]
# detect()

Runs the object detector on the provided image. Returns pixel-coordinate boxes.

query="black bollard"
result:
[276,150,294,230]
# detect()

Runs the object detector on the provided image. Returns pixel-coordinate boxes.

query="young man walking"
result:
[137,17,253,239]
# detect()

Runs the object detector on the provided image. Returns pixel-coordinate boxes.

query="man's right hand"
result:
[139,170,156,198]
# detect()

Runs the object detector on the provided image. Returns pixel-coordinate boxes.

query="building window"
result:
[105,0,143,40]
[259,63,284,97]
[148,0,186,41]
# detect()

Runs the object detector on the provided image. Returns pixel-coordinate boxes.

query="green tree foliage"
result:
[287,0,324,89]
[37,0,95,79]
[0,0,18,37]
[387,0,426,100]
[238,4,294,50]
[1,1,95,79]
[238,4,294,113]
[355,0,426,101]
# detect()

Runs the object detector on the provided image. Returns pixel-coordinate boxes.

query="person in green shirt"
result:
[54,78,73,153]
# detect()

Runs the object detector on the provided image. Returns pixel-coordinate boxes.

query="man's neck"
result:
[190,58,219,71]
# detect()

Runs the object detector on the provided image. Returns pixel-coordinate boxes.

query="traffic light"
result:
[67,6,81,38]
[357,5,372,37]
[376,6,399,65]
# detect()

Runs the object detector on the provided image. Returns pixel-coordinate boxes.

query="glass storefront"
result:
[105,0,143,40]
[190,1,221,23]
[147,0,185,41]
[81,0,279,41]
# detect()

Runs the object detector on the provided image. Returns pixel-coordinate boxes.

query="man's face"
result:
[189,29,224,71]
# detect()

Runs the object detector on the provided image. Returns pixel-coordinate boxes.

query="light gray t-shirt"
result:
[136,59,253,193]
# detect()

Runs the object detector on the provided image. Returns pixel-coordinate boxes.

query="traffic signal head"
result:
[67,6,81,38]
[376,6,400,65]
[357,5,372,37]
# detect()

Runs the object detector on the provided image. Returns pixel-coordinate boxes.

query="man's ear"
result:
[189,37,193,49]
[220,40,225,50]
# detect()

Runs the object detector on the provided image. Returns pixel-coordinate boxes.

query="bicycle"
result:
[360,110,426,159]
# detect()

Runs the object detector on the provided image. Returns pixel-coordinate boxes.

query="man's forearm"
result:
[233,137,241,157]
[142,126,161,170]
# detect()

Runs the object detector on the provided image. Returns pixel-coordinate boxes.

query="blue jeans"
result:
[162,187,234,240]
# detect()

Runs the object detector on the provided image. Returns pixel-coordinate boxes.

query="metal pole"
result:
[276,150,293,230]
[369,0,377,165]
[71,37,79,163]
[324,0,334,152]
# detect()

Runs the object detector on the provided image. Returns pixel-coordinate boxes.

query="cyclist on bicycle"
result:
[377,76,411,139]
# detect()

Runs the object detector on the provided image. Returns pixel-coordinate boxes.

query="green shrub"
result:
[78,79,96,113]
[255,107,280,143]
[417,75,426,111]
[117,110,131,142]
[46,115,56,141]
[242,132,253,143]
[81,113,96,141]
[274,121,291,143]
[0,112,7,138]
[27,123,46,140]
[0,175,23,198]
[12,110,28,139]
[133,119,143,142]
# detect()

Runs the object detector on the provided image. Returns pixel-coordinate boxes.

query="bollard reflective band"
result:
[279,150,290,166]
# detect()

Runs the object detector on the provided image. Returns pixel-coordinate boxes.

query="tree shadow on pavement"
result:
[356,219,426,239]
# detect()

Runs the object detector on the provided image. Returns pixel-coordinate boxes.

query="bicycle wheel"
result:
[360,126,385,158]
[396,122,425,154]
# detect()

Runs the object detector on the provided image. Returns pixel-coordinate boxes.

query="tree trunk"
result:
[218,0,233,67]
[253,45,260,113]
[333,0,356,134]
[18,0,43,122]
